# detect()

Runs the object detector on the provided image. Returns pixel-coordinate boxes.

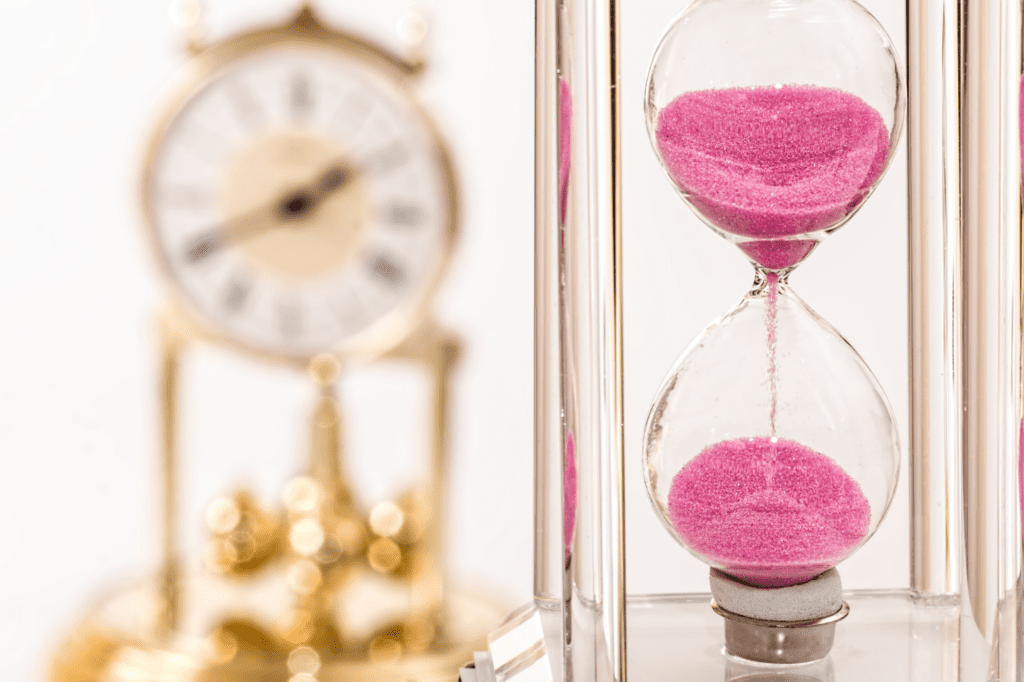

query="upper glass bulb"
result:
[645,0,906,270]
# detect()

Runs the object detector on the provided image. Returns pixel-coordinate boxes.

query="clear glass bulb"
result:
[643,273,899,586]
[645,0,906,270]
[642,0,905,587]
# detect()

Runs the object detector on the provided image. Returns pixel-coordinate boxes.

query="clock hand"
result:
[182,162,357,264]
[182,202,279,264]
[275,162,355,221]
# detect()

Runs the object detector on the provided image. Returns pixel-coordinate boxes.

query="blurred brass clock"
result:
[143,5,456,360]
[52,5,505,682]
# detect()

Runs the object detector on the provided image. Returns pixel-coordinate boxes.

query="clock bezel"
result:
[140,6,460,366]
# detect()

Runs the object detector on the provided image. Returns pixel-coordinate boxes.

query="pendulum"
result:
[641,0,905,664]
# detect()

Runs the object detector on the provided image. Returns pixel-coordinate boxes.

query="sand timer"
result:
[642,0,905,664]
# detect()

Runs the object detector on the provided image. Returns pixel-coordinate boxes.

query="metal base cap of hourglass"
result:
[712,600,850,665]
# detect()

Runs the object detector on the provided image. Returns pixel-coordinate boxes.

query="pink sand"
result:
[655,84,890,268]
[564,431,577,562]
[560,82,576,561]
[738,239,817,271]
[667,436,870,587]
[766,272,779,436]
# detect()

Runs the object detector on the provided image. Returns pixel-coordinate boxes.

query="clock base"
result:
[52,573,506,682]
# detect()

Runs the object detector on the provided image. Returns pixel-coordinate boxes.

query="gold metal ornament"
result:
[53,5,504,681]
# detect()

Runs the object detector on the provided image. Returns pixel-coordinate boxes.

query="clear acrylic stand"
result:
[533,1,1024,680]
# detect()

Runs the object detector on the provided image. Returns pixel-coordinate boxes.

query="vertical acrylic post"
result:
[561,0,625,678]
[535,0,624,681]
[906,0,963,600]
[534,0,563,609]
[958,0,1022,677]
[909,0,1022,676]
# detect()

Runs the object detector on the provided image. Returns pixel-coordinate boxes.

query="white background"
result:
[0,0,906,679]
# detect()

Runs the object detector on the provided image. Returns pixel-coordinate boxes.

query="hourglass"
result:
[642,0,905,664]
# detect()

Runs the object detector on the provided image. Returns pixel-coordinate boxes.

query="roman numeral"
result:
[365,142,409,175]
[290,72,313,120]
[183,230,224,264]
[384,202,424,228]
[222,277,252,313]
[366,252,406,287]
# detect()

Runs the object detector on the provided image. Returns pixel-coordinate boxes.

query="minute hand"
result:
[270,162,355,223]
[183,162,357,263]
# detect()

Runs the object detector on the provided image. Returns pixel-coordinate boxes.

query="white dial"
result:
[145,43,454,359]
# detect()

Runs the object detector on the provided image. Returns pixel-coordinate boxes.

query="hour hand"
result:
[274,162,355,220]
[316,163,353,195]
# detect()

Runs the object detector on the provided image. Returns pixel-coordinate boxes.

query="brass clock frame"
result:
[140,3,460,366]
[53,6,504,682]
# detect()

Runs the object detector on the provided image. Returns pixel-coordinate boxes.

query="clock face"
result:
[144,42,454,359]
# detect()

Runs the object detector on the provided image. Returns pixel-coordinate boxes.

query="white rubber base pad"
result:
[709,568,843,622]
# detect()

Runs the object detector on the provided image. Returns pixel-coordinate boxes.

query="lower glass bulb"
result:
[643,272,899,587]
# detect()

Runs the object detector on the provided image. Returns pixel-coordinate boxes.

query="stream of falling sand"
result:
[766,271,779,438]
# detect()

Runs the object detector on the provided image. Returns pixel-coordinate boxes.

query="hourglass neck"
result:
[751,267,791,296]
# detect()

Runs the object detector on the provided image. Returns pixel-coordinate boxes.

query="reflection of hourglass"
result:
[642,0,905,664]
